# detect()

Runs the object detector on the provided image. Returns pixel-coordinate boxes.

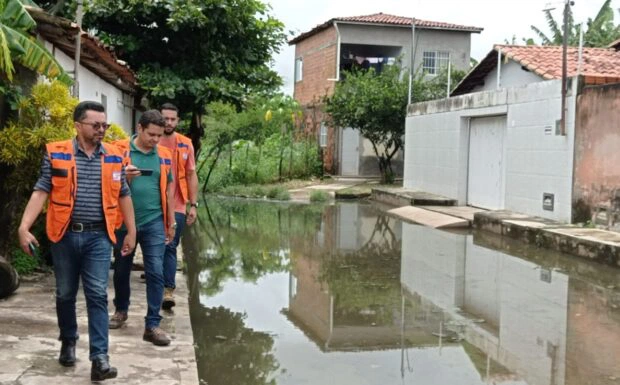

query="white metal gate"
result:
[467,116,506,210]
[340,127,359,176]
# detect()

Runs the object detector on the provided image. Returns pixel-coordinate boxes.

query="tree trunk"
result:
[202,146,222,193]
[255,144,262,181]
[189,111,204,158]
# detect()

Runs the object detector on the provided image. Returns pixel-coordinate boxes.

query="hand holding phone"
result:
[137,169,153,176]
[28,242,38,257]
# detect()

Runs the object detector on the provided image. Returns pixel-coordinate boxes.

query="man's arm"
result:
[18,190,49,255]
[186,168,198,225]
[165,177,175,243]
[118,195,136,256]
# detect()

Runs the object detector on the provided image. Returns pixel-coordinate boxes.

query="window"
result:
[422,51,450,75]
[319,122,327,147]
[294,57,303,82]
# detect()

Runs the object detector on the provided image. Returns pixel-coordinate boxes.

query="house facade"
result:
[404,45,620,223]
[29,7,138,133]
[289,13,482,176]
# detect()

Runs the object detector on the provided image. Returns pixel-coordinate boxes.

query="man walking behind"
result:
[17,101,136,381]
[108,110,175,346]
[159,103,198,309]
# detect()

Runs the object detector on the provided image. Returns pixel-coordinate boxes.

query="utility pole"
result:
[560,0,572,136]
[72,0,84,98]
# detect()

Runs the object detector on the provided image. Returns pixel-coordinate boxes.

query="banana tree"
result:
[0,0,71,84]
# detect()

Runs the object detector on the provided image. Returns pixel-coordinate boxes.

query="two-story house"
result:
[289,13,482,176]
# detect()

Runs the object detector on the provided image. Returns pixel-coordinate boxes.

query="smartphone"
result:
[137,169,153,176]
[28,242,38,257]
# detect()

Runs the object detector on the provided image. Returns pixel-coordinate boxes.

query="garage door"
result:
[467,116,506,210]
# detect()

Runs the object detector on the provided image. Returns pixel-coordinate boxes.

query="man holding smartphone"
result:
[17,101,136,381]
[158,103,198,310]
[108,110,175,346]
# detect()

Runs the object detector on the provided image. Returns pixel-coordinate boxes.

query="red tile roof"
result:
[26,6,137,93]
[452,44,620,96]
[289,12,483,44]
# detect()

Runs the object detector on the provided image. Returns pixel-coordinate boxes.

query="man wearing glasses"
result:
[17,101,136,382]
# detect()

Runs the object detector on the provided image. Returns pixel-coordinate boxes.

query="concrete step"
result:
[372,187,457,207]
[388,206,469,229]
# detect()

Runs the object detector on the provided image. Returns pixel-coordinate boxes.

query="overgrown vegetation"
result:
[198,95,322,192]
[0,81,77,269]
[309,190,330,202]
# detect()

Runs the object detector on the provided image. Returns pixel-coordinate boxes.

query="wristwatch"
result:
[190,202,199,208]
[171,222,178,229]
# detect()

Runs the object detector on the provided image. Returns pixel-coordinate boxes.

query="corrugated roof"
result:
[289,12,483,45]
[452,44,620,96]
[26,6,137,94]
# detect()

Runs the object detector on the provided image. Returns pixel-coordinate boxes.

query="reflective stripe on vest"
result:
[45,140,124,243]
[175,134,192,203]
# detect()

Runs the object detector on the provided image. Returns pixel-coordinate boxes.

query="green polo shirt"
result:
[129,136,173,228]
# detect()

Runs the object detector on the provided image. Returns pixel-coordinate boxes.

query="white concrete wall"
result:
[46,42,134,134]
[400,228,568,384]
[472,60,544,93]
[404,78,577,222]
[400,223,466,310]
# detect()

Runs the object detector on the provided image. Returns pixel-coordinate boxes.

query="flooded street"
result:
[182,198,620,385]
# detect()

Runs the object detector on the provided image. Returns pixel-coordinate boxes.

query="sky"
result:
[266,0,620,94]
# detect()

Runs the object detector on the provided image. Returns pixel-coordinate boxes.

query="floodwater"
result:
[182,198,620,385]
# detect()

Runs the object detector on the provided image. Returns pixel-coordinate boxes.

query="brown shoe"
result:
[109,311,128,329]
[143,327,171,346]
[162,287,175,310]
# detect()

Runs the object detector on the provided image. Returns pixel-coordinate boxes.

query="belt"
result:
[69,222,106,232]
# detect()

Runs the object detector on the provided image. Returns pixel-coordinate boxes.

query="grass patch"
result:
[11,247,39,275]
[266,186,290,201]
[309,190,330,202]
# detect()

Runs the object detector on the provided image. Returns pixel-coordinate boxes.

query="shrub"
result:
[0,81,77,263]
[309,190,330,202]
[10,247,39,275]
[266,186,290,201]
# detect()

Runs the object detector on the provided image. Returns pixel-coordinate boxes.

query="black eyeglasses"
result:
[79,121,109,130]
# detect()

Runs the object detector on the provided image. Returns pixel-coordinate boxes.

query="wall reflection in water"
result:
[184,199,620,385]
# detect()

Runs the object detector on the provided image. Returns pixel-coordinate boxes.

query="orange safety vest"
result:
[112,139,173,230]
[45,139,124,243]
[173,133,193,203]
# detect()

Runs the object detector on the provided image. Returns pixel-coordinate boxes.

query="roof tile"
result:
[452,44,620,96]
[289,12,482,44]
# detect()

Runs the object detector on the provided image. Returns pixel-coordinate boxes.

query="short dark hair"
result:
[138,109,166,129]
[160,103,178,113]
[74,101,105,122]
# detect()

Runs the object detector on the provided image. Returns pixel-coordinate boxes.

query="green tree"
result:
[527,0,620,47]
[0,0,71,83]
[325,65,408,184]
[75,0,286,155]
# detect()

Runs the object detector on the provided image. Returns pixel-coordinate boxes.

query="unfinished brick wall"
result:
[302,105,337,174]
[293,27,339,174]
[293,27,338,105]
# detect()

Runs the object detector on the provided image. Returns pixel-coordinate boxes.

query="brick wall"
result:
[293,27,338,106]
[292,27,340,175]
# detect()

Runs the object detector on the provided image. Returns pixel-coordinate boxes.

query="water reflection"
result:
[184,199,620,385]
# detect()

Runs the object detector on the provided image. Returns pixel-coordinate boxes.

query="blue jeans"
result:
[51,230,112,361]
[163,212,186,289]
[112,217,165,329]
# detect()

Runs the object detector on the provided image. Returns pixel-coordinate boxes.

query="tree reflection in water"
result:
[191,305,279,385]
